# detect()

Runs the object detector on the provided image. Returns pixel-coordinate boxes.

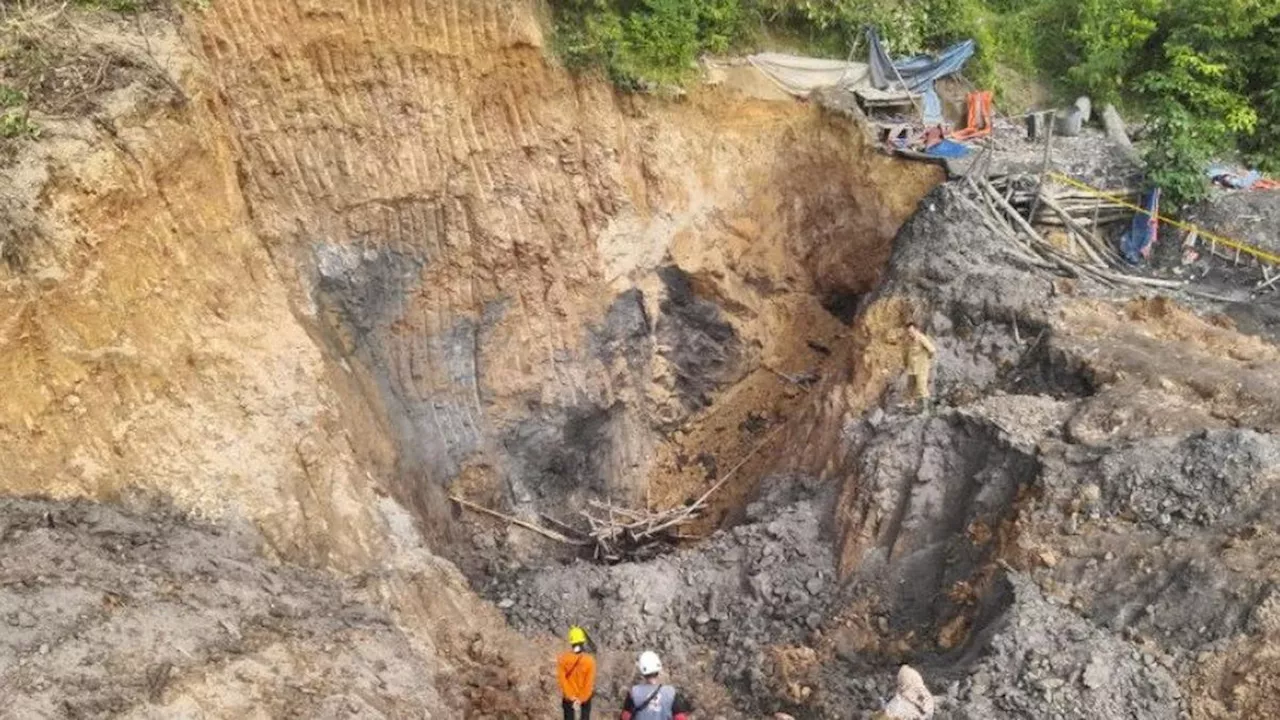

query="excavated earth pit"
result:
[2,2,1280,718]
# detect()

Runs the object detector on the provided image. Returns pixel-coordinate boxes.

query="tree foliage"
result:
[549,0,1280,206]
[1059,0,1280,205]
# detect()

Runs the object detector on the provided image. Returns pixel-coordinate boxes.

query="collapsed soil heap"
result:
[1,1,1279,718]
[489,185,1280,719]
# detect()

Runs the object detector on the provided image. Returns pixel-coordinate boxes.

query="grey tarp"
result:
[866,29,975,93]
[867,29,975,125]
[745,53,873,98]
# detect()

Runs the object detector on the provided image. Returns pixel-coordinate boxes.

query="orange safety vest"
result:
[557,651,596,703]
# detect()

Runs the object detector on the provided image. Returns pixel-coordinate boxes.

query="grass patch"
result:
[70,0,145,12]
[0,108,39,139]
[0,85,25,108]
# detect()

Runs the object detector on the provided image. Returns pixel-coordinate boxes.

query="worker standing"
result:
[620,651,692,720]
[903,322,937,414]
[557,626,597,720]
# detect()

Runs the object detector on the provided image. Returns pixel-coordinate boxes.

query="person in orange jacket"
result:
[558,626,597,720]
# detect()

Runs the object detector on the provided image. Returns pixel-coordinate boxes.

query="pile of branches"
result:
[957,173,1183,291]
[449,494,706,563]
[574,500,704,562]
[990,175,1137,230]
[451,417,797,562]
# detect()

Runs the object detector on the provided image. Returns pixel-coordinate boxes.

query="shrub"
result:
[551,0,748,86]
[547,0,1280,207]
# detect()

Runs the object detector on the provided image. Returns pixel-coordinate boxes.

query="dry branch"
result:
[450,495,587,545]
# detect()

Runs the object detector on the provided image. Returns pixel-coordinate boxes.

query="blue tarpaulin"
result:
[1120,189,1161,265]
[1207,164,1264,189]
[924,139,972,159]
[867,29,976,124]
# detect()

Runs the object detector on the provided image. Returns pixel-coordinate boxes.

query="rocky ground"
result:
[478,183,1280,719]
[0,496,447,718]
[1187,188,1280,257]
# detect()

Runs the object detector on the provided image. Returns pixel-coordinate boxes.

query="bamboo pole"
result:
[450,495,587,545]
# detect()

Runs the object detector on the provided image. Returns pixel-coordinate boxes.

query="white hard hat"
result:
[637,650,663,676]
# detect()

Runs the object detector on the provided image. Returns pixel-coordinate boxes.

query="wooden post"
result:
[1028,111,1057,225]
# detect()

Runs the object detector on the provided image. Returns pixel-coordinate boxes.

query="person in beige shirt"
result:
[872,665,935,720]
[903,322,937,413]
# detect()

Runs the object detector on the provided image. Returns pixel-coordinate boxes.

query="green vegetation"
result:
[1037,0,1280,204]
[553,0,746,87]
[0,109,39,140]
[71,0,145,12]
[551,0,1003,87]
[549,0,1280,206]
[0,86,37,140]
[0,86,24,109]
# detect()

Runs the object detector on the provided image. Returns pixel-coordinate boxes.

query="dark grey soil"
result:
[0,497,440,718]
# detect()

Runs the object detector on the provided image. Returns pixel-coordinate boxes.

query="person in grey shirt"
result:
[619,651,692,720]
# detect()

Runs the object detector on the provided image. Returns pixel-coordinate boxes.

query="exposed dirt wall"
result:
[0,12,392,571]
[0,4,939,715]
[193,0,941,541]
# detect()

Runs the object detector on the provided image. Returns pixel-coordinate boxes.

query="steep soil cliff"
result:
[4,2,1278,718]
[0,1,937,715]
[194,0,939,543]
[0,0,937,562]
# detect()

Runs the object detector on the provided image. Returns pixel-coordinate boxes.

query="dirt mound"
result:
[0,496,445,718]
[949,575,1182,720]
[485,476,836,715]
[1187,189,1280,256]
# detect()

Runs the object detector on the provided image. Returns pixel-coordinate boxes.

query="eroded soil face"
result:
[0,497,446,717]
[196,0,940,541]
[2,1,1280,718]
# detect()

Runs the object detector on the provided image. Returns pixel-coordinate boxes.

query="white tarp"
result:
[746,53,873,98]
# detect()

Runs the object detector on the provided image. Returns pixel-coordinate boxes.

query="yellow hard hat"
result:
[567,626,588,646]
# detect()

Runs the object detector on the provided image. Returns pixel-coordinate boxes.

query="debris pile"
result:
[484,478,839,712]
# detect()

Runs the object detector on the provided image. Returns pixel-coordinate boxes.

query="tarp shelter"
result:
[744,31,976,127]
[746,53,873,97]
[866,29,975,125]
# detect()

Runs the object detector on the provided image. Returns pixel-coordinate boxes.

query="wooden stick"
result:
[1039,191,1117,268]
[1090,267,1185,289]
[883,43,925,120]
[959,183,1064,271]
[586,500,648,522]
[541,513,584,535]
[450,495,587,545]
[981,179,1046,245]
[691,416,793,510]
[1028,111,1056,223]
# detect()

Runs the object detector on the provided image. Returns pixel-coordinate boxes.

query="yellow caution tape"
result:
[1047,171,1280,266]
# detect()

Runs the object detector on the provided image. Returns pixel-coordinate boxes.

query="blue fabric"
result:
[924,139,971,158]
[866,29,975,125]
[1121,189,1162,265]
[1206,164,1263,189]
[867,28,976,91]
[922,88,944,125]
